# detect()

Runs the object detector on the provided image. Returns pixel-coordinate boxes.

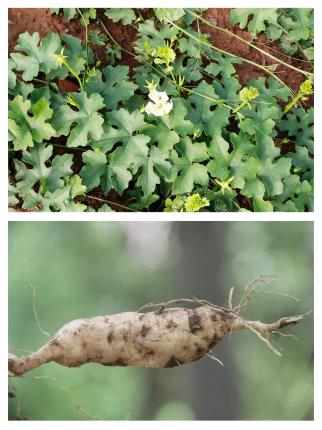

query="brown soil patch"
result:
[8,9,84,53]
[8,8,139,70]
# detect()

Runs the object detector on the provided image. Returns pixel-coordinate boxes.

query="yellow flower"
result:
[185,194,210,212]
[214,176,235,194]
[55,48,67,67]
[153,42,176,66]
[144,80,157,92]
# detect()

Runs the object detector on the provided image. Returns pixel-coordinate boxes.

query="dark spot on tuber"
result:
[155,306,166,315]
[216,310,226,321]
[138,314,145,321]
[102,358,127,367]
[188,311,202,333]
[113,358,128,367]
[210,311,218,322]
[140,325,151,338]
[195,345,206,357]
[8,357,16,368]
[165,356,183,368]
[210,333,220,347]
[107,330,114,343]
[49,338,61,347]
[156,307,177,317]
[144,349,155,357]
[166,319,178,330]
[123,332,129,342]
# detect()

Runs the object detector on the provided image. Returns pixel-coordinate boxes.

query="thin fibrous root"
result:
[29,284,50,337]
[240,315,304,356]
[137,297,232,314]
[233,274,278,314]
[207,353,224,366]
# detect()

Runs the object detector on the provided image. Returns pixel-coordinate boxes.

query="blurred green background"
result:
[8,221,313,420]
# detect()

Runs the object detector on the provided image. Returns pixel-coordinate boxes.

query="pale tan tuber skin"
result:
[8,305,303,376]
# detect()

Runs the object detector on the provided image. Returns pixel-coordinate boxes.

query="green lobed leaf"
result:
[291,146,313,179]
[14,144,73,195]
[186,81,230,136]
[253,198,273,212]
[205,52,242,79]
[279,9,313,41]
[144,123,180,152]
[161,99,194,136]
[8,59,17,90]
[230,9,278,35]
[52,92,105,147]
[173,57,203,83]
[80,150,107,191]
[105,8,136,25]
[22,186,86,212]
[154,8,185,23]
[48,34,92,80]
[136,146,172,197]
[168,136,209,194]
[259,157,292,196]
[85,65,138,110]
[278,108,314,153]
[8,184,19,207]
[10,32,61,81]
[9,95,56,151]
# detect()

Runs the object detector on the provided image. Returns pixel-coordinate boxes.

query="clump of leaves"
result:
[8,8,314,212]
[230,8,314,60]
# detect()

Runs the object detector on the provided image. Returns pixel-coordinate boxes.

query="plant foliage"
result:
[8,8,314,211]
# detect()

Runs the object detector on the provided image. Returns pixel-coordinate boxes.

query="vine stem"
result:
[14,73,59,92]
[76,8,89,75]
[98,17,171,81]
[62,60,83,90]
[185,9,313,79]
[52,143,85,152]
[165,17,294,96]
[185,88,233,112]
[85,195,137,212]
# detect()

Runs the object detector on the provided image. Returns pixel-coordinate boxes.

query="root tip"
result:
[279,315,303,328]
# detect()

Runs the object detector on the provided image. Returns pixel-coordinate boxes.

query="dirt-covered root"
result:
[8,305,304,376]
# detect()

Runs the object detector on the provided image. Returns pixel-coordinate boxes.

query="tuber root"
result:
[8,304,303,376]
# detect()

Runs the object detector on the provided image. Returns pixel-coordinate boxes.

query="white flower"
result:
[144,90,173,117]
